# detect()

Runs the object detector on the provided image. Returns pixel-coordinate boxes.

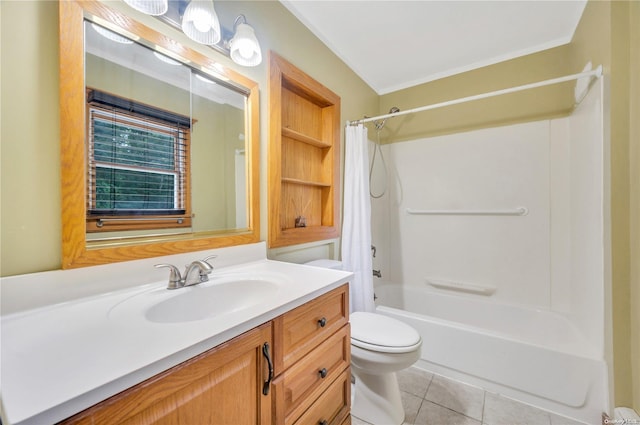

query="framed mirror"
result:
[59,0,260,268]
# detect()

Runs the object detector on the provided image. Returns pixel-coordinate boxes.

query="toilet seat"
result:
[350,312,422,354]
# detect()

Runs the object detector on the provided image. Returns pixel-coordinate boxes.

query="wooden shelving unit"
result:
[268,52,341,248]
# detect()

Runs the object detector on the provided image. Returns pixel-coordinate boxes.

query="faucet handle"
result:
[202,255,217,267]
[155,264,183,290]
[202,255,218,274]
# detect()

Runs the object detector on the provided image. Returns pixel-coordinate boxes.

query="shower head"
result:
[374,107,400,130]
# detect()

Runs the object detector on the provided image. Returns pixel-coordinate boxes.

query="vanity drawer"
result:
[274,284,348,373]
[292,368,351,425]
[274,324,350,423]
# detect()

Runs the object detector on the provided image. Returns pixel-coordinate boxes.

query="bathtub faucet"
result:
[373,269,382,278]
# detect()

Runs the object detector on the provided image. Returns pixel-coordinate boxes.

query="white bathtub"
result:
[374,283,608,425]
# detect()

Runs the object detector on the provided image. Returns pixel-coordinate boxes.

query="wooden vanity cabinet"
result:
[60,323,273,425]
[272,284,351,425]
[59,285,350,425]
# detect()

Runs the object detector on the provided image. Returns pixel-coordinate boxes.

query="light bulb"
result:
[193,15,212,33]
[237,41,254,59]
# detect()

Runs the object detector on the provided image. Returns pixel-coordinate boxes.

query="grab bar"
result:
[407,207,528,216]
[426,279,496,296]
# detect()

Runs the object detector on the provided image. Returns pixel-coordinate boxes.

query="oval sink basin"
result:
[109,276,283,324]
[145,280,277,323]
[146,279,278,323]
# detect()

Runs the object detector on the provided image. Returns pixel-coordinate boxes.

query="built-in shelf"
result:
[282,177,332,188]
[282,127,332,148]
[268,52,341,248]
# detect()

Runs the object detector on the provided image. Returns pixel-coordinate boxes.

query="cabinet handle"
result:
[318,317,327,327]
[318,368,328,378]
[262,342,274,396]
[319,421,328,425]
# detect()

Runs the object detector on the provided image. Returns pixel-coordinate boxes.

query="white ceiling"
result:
[280,1,587,95]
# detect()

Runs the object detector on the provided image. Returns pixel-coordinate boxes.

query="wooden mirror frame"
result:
[59,0,260,269]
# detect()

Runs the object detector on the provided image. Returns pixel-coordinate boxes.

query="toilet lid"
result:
[350,312,422,353]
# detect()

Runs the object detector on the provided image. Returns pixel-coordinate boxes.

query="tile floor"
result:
[351,367,586,425]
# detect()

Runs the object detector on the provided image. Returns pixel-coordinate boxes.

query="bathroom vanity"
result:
[61,285,351,425]
[0,243,352,425]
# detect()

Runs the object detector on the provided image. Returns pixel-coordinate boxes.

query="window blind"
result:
[87,89,191,128]
[87,90,190,218]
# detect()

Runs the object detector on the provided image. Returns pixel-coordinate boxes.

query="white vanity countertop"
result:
[0,257,352,425]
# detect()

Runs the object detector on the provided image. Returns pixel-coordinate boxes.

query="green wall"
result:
[379,44,575,142]
[1,0,61,274]
[630,0,640,411]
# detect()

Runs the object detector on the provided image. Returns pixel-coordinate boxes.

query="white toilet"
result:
[305,260,422,425]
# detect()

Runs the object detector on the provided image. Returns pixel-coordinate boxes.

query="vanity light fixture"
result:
[123,0,262,67]
[229,15,262,67]
[123,0,168,16]
[181,0,221,45]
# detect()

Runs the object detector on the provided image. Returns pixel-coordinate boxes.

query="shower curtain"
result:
[342,124,375,312]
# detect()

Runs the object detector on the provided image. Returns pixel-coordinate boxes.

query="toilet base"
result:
[351,371,404,425]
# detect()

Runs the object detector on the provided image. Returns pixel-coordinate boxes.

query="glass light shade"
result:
[91,24,134,44]
[181,0,221,45]
[122,0,168,16]
[229,23,262,67]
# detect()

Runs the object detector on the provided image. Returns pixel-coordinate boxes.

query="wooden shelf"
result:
[282,127,331,148]
[268,52,341,248]
[282,177,331,188]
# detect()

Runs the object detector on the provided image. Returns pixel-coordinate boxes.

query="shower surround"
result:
[369,85,609,424]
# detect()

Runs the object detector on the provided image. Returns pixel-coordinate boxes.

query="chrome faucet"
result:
[373,269,382,278]
[155,255,217,290]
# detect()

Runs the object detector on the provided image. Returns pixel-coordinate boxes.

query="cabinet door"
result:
[61,323,273,425]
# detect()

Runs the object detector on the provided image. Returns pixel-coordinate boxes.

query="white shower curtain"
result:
[342,124,375,312]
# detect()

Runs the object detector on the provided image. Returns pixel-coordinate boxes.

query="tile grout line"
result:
[481,389,487,425]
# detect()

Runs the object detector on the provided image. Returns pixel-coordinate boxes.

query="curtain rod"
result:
[347,65,603,126]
